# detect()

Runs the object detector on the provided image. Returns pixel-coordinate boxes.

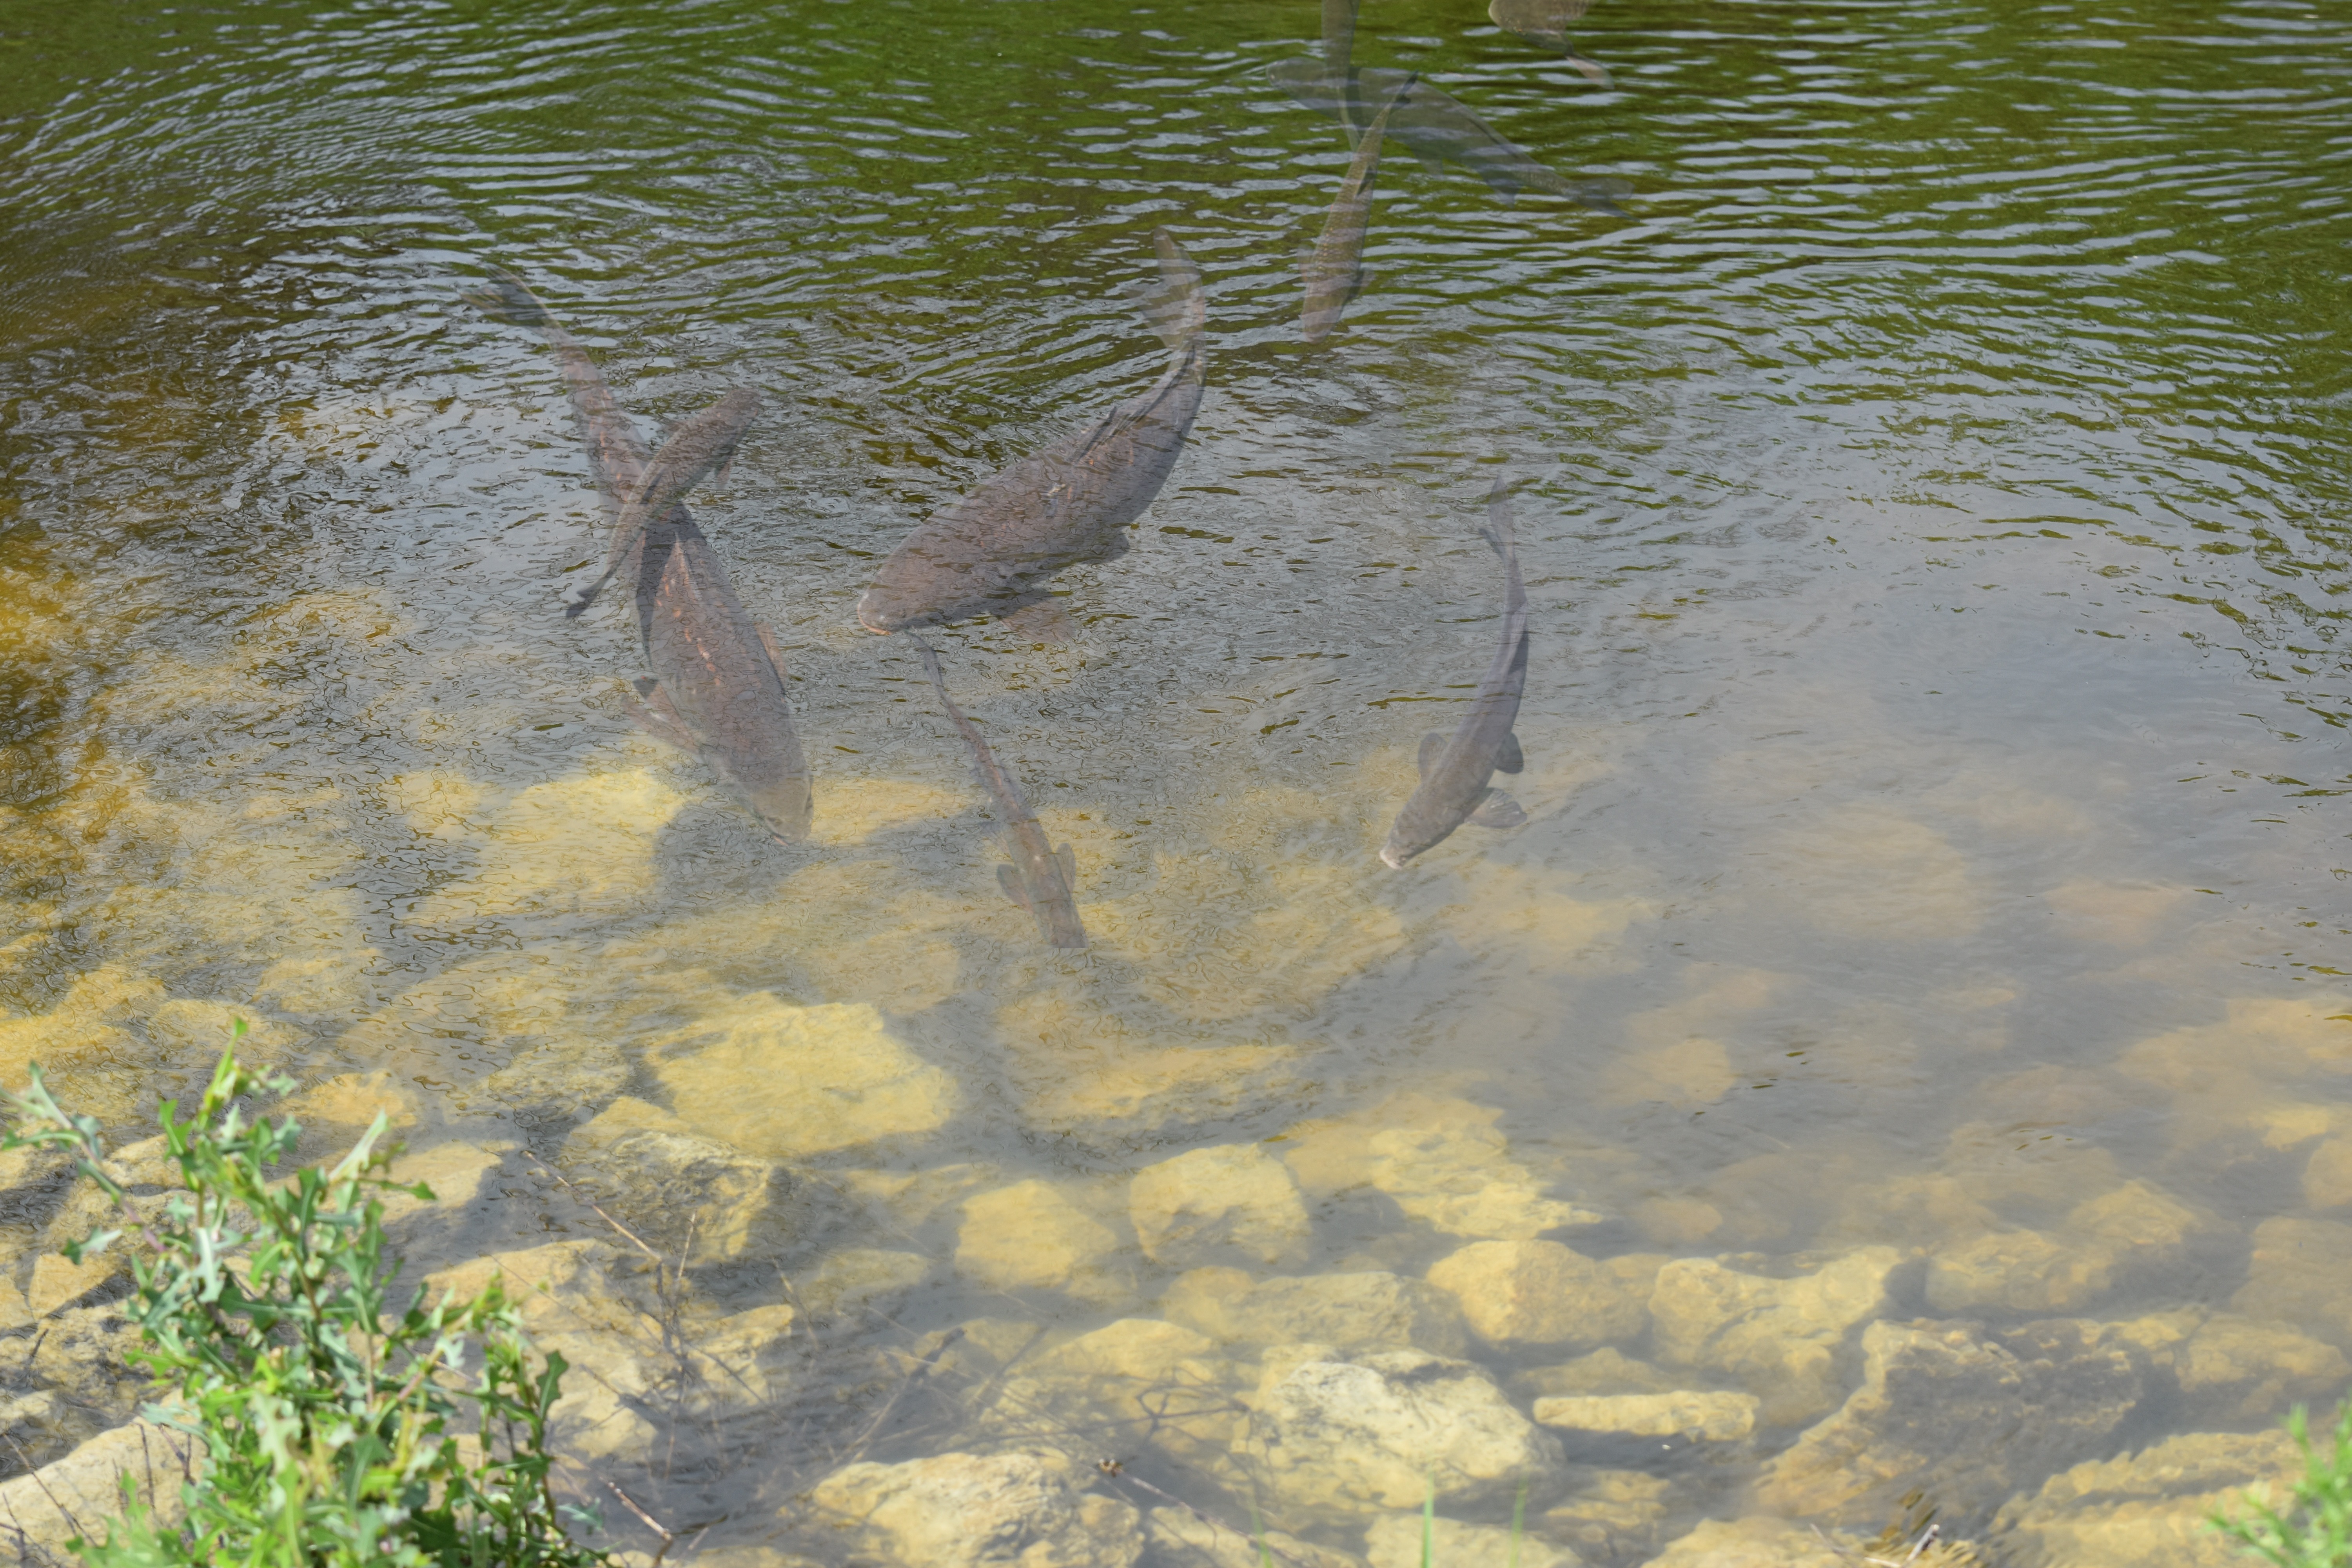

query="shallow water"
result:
[3,0,2351,1558]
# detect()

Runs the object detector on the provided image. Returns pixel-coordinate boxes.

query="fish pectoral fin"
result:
[997,864,1035,911]
[1468,789,1526,829]
[1417,731,1448,779]
[755,621,790,677]
[619,681,696,751]
[1495,731,1525,774]
[1056,843,1077,886]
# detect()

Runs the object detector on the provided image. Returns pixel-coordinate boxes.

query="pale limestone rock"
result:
[1644,1517,1857,1568]
[1539,1470,1675,1564]
[2173,1314,2350,1425]
[2230,1216,2352,1347]
[974,1319,1238,1472]
[2116,997,2352,1093]
[560,1103,793,1266]
[471,1039,631,1129]
[1145,1507,1365,1568]
[1513,1348,1683,1400]
[795,1249,931,1323]
[1760,807,1983,942]
[835,1163,1001,1229]
[1363,1514,1583,1568]
[0,1420,194,1554]
[1646,1247,1902,1425]
[1424,1240,1655,1351]
[1532,1391,1759,1442]
[958,1180,1131,1304]
[1240,1346,1562,1523]
[808,1451,1143,1568]
[1281,1094,1598,1240]
[0,965,165,1090]
[650,995,957,1156]
[146,998,305,1062]
[1755,1317,2146,1528]
[27,1252,113,1316]
[1930,1178,2218,1312]
[1164,1267,1470,1357]
[1129,1144,1311,1268]
[1994,1428,2304,1568]
[2308,1136,2352,1210]
[405,767,686,924]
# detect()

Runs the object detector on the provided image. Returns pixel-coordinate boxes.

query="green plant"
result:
[2216,1403,2352,1568]
[0,1032,613,1568]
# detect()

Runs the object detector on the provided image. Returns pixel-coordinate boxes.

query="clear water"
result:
[2,0,2349,1556]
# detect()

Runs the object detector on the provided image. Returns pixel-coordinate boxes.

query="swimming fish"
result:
[856,231,1207,635]
[1267,59,1631,214]
[913,638,1087,949]
[1302,76,1413,343]
[467,269,813,842]
[1488,0,1613,87]
[564,385,762,619]
[1381,479,1531,869]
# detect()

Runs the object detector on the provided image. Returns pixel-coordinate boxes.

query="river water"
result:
[1,0,2349,1561]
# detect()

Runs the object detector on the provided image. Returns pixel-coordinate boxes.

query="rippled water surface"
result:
[3,0,2351,1558]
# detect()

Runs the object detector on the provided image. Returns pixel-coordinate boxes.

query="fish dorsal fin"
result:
[1056,843,1077,886]
[1496,732,1524,775]
[998,864,1034,911]
[1468,789,1526,829]
[1417,731,1448,778]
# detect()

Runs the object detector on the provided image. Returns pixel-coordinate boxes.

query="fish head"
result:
[745,773,815,844]
[1378,829,1425,870]
[855,583,930,635]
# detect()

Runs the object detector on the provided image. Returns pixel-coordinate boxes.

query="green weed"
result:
[0,1032,612,1568]
[2216,1403,2352,1568]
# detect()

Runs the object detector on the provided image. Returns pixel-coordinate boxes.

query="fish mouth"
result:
[854,591,909,635]
[1379,843,1413,870]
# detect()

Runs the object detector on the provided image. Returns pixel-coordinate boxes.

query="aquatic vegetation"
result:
[2214,1403,2352,1568]
[0,1031,608,1567]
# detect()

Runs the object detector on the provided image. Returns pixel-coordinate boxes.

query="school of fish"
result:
[469,0,1628,946]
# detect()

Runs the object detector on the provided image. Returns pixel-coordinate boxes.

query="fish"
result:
[1267,59,1632,214]
[1302,76,1414,343]
[913,637,1087,949]
[856,230,1207,635]
[1488,0,1613,87]
[466,269,813,842]
[564,385,762,619]
[1380,478,1531,869]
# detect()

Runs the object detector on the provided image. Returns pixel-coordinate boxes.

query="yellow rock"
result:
[0,966,166,1087]
[27,1252,112,1316]
[380,769,492,841]
[1430,866,1655,976]
[1604,1035,1735,1110]
[2116,997,2352,1092]
[651,995,958,1157]
[570,1096,692,1151]
[1759,806,1982,942]
[813,778,973,847]
[995,987,1301,1134]
[2310,1139,2352,1211]
[285,1069,421,1132]
[408,768,688,925]
[1282,1093,1596,1240]
[2043,881,2188,947]
[1129,1145,1311,1267]
[955,1180,1131,1304]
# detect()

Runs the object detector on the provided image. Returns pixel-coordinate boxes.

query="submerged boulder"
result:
[1647,1247,1902,1425]
[808,1450,1143,1568]
[1363,1513,1583,1568]
[956,1179,1133,1305]
[1129,1144,1312,1269]
[1164,1267,1470,1358]
[1994,1428,2304,1568]
[1424,1240,1657,1352]
[1241,1345,1562,1523]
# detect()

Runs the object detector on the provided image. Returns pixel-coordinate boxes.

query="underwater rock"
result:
[1532,1390,1759,1443]
[1924,1179,2214,1316]
[470,1038,632,1130]
[1163,1267,1471,1357]
[809,1451,1144,1568]
[1993,1427,2304,1568]
[1512,1348,1685,1400]
[1539,1469,1677,1564]
[1240,1345,1562,1523]
[1755,1317,2147,1528]
[2229,1216,2352,1347]
[650,995,959,1157]
[794,1248,932,1324]
[561,1099,796,1265]
[2305,1135,2352,1210]
[1363,1513,1583,1568]
[997,987,1305,1142]
[1282,1093,1599,1240]
[1424,1240,1657,1351]
[1129,1144,1312,1269]
[972,1318,1239,1473]
[957,1179,1132,1304]
[0,1419,194,1553]
[1145,1507,1365,1568]
[1644,1516,1859,1568]
[1646,1247,1902,1425]
[26,1251,112,1316]
[405,767,688,926]
[2171,1312,2350,1425]
[833,1162,1002,1229]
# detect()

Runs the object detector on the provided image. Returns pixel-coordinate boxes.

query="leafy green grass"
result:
[0,1029,611,1567]
[2216,1404,2352,1568]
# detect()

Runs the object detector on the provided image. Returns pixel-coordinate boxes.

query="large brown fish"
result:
[563,385,761,619]
[1302,76,1413,343]
[467,270,812,842]
[1381,479,1530,869]
[914,639,1086,949]
[1489,0,1613,87]
[856,232,1207,634]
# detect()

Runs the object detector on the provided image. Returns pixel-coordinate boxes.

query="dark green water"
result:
[2,0,2350,1559]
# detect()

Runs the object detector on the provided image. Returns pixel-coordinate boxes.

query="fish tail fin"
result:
[1571,176,1634,217]
[1137,230,1207,355]
[1567,47,1614,88]
[463,266,557,330]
